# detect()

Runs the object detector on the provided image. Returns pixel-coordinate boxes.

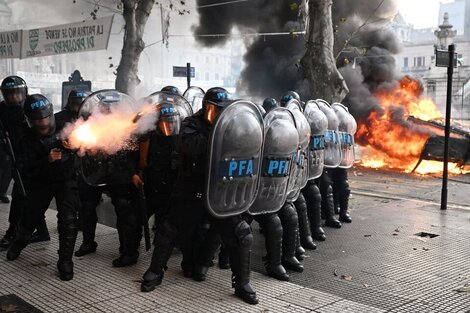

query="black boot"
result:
[193,225,221,282]
[304,183,326,241]
[229,221,258,305]
[6,226,31,260]
[143,221,178,290]
[339,189,352,223]
[141,270,164,292]
[57,214,78,280]
[322,186,342,228]
[279,203,304,272]
[180,259,193,278]
[218,245,230,269]
[234,283,259,305]
[6,240,27,261]
[30,218,50,244]
[57,259,74,281]
[295,193,316,250]
[112,254,138,267]
[74,241,98,257]
[295,232,308,261]
[261,214,289,281]
[0,225,16,251]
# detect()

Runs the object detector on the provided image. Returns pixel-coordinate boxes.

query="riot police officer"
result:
[0,76,50,250]
[161,85,182,96]
[141,88,259,305]
[262,97,279,112]
[74,91,141,268]
[56,90,90,129]
[330,103,357,223]
[134,94,189,227]
[7,94,79,281]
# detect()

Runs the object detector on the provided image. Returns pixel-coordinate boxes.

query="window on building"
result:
[417,57,422,67]
[205,72,209,80]
[215,57,219,64]
[215,73,219,80]
[206,56,210,63]
[404,57,409,68]
[427,80,436,101]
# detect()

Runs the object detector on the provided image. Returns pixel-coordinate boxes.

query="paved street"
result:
[0,167,469,312]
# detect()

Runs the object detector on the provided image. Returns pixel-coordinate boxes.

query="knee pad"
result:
[262,215,282,241]
[156,221,178,241]
[234,220,253,248]
[279,203,298,228]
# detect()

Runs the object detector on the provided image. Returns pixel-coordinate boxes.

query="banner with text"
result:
[0,30,22,59]
[21,16,113,59]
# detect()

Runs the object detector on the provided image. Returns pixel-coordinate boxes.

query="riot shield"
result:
[316,99,342,168]
[304,100,328,179]
[249,107,299,215]
[285,99,310,202]
[332,103,357,168]
[79,89,138,118]
[78,90,138,186]
[147,91,193,119]
[205,100,264,218]
[183,86,205,113]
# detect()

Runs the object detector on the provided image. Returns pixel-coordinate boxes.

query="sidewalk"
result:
[0,170,469,312]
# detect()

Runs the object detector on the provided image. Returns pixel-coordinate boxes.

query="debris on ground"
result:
[341,275,353,281]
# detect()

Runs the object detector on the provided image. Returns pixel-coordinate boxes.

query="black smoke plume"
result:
[193,0,401,116]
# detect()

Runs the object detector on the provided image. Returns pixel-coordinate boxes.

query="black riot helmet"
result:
[1,76,28,107]
[280,90,300,107]
[262,97,279,113]
[202,87,232,125]
[161,85,182,96]
[156,103,181,136]
[24,94,56,136]
[66,90,90,116]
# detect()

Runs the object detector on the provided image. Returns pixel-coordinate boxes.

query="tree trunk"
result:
[115,0,155,95]
[300,0,348,103]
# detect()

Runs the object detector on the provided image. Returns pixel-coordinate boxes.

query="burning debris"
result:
[356,76,470,174]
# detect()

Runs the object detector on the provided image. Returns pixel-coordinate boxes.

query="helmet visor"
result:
[28,114,56,136]
[3,88,26,106]
[158,115,181,136]
[204,102,223,125]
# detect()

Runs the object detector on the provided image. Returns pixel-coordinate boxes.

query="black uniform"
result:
[143,133,179,225]
[302,180,326,241]
[141,110,258,304]
[294,192,317,249]
[331,168,352,223]
[317,169,342,228]
[0,101,50,249]
[7,110,79,281]
[75,152,142,267]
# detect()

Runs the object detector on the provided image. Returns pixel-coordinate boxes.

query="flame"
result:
[356,76,463,175]
[62,103,156,155]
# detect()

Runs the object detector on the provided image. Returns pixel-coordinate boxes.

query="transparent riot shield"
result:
[249,107,299,215]
[332,103,357,168]
[205,100,264,218]
[285,99,310,202]
[78,90,138,186]
[316,99,342,168]
[147,91,193,119]
[183,86,205,113]
[304,100,328,179]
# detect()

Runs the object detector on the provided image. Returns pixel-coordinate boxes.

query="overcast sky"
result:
[397,0,454,29]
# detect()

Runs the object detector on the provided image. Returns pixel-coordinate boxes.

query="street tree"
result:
[77,0,187,95]
[300,0,348,103]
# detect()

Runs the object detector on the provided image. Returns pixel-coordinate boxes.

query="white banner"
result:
[0,30,22,59]
[21,16,114,59]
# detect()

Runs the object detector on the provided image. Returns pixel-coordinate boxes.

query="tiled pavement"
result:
[0,170,469,312]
